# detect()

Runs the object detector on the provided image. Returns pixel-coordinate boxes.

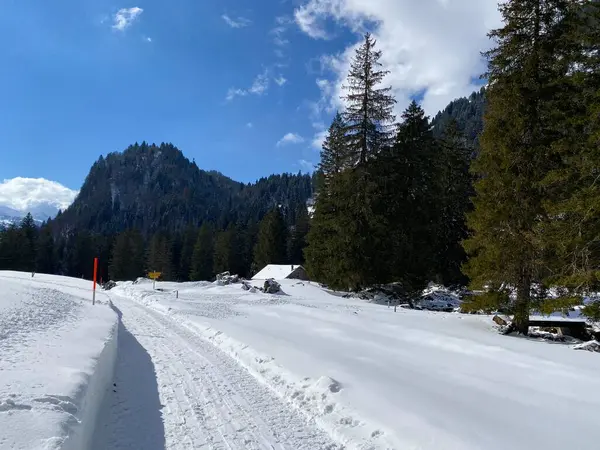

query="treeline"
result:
[304,0,600,330]
[0,206,309,282]
[304,34,473,293]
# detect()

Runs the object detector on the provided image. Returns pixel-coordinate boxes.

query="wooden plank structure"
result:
[528,318,588,340]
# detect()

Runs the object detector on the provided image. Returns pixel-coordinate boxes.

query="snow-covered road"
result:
[114,278,600,450]
[93,294,338,450]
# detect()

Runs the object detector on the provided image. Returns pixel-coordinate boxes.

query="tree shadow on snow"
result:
[92,304,166,450]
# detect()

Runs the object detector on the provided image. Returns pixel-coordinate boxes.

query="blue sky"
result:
[0,0,500,191]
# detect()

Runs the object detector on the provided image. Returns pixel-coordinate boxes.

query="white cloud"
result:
[312,128,328,150]
[146,36,152,42]
[274,76,287,86]
[226,88,248,101]
[226,70,270,101]
[271,15,293,59]
[0,177,78,219]
[249,70,269,94]
[299,159,316,171]
[112,7,143,31]
[277,133,305,147]
[222,14,252,28]
[294,0,501,114]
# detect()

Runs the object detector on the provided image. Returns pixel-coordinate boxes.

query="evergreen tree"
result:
[306,34,397,290]
[0,224,22,270]
[373,101,439,291]
[435,119,473,285]
[190,223,214,281]
[170,232,184,281]
[342,33,396,165]
[213,226,234,274]
[36,223,55,274]
[463,0,573,333]
[314,170,371,289]
[178,226,198,282]
[537,1,600,295]
[229,223,252,277]
[19,213,38,272]
[67,230,95,279]
[109,230,145,281]
[253,208,287,271]
[319,112,348,182]
[287,205,310,264]
[147,232,173,280]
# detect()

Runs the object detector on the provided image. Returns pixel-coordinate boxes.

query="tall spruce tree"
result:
[537,1,600,296]
[190,223,215,281]
[373,100,439,291]
[342,33,396,165]
[306,35,397,290]
[253,208,287,271]
[463,0,572,333]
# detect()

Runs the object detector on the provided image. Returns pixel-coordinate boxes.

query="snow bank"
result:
[0,271,118,450]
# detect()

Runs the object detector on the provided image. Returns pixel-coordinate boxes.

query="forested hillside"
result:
[0,142,314,282]
[54,142,314,235]
[431,88,486,149]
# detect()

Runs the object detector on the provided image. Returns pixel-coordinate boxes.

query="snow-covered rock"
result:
[102,280,118,291]
[419,284,462,311]
[215,271,240,286]
[263,278,281,294]
[573,340,600,353]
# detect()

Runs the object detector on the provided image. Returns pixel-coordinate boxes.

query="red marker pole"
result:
[93,257,98,305]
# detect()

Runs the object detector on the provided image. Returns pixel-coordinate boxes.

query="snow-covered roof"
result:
[252,264,306,280]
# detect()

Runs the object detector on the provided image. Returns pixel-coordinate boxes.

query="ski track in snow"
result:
[93,295,339,450]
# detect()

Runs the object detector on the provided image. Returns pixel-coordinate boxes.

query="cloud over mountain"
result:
[0,178,78,220]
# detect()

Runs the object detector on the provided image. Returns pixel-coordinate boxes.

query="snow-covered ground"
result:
[4,271,600,449]
[112,278,600,450]
[0,271,117,450]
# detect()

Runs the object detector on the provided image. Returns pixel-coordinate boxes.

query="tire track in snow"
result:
[100,295,339,450]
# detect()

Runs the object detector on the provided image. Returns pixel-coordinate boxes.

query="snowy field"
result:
[2,271,600,450]
[0,271,117,450]
[112,278,600,450]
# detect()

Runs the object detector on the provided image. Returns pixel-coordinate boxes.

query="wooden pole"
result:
[93,257,98,305]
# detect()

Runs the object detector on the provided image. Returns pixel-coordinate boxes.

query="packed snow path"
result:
[93,295,338,450]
